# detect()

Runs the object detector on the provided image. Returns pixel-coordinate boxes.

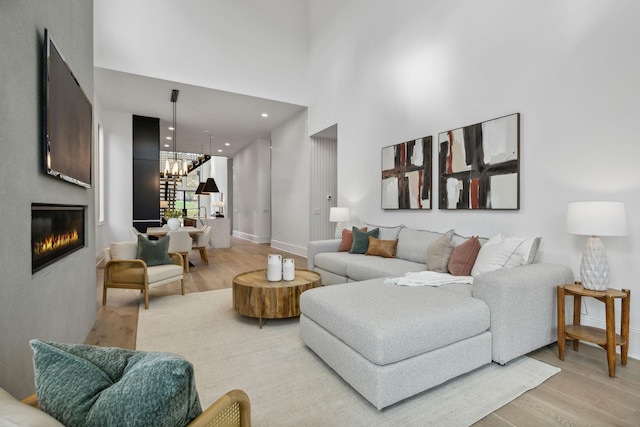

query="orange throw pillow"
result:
[448,236,481,276]
[365,236,398,258]
[338,227,367,252]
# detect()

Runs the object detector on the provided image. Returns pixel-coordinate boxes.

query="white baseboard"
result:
[232,230,270,244]
[95,253,105,269]
[270,240,307,258]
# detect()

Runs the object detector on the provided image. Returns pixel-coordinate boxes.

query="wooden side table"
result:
[557,283,630,377]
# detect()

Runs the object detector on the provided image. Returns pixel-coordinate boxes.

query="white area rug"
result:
[136,288,560,426]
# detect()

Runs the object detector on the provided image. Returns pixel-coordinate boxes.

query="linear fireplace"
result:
[32,204,86,273]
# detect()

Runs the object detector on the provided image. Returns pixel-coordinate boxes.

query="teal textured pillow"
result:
[30,340,202,427]
[137,235,172,266]
[349,227,380,254]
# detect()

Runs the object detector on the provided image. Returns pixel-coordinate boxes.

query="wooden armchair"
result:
[187,389,251,427]
[103,241,184,309]
[20,389,251,427]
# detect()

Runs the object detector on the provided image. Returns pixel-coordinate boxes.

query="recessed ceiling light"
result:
[224,142,230,146]
[203,130,210,133]
[217,149,223,153]
[261,113,269,118]
[168,126,174,131]
[163,144,170,148]
[166,136,172,140]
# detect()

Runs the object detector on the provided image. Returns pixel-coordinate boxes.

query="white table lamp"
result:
[566,201,628,291]
[329,207,350,239]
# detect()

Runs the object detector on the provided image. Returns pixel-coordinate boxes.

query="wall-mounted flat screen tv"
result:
[43,28,92,188]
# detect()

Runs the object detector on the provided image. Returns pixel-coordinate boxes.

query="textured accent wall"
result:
[309,137,337,241]
[0,1,95,398]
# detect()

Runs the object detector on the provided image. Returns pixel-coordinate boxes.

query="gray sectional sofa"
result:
[300,225,573,409]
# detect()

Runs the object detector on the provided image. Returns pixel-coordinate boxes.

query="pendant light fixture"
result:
[202,135,219,193]
[164,89,186,179]
[194,144,207,194]
[196,135,220,194]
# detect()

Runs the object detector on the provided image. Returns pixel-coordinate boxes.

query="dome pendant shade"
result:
[202,178,219,194]
[195,182,207,195]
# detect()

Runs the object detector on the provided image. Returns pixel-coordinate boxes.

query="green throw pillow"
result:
[137,235,172,266]
[30,340,202,427]
[349,227,380,254]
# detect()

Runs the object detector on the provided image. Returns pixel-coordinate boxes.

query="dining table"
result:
[145,226,203,237]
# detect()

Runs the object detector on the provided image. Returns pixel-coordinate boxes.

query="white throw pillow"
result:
[471,234,524,277]
[507,236,542,265]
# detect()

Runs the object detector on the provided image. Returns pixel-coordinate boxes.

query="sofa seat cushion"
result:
[314,252,363,277]
[300,278,490,366]
[346,257,426,281]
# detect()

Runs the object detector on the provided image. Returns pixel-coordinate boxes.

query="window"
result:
[97,124,105,224]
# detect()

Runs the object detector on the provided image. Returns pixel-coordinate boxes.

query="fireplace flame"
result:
[33,229,79,256]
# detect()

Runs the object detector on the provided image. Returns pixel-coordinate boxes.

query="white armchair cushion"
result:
[109,241,138,260]
[147,264,184,285]
[0,387,63,427]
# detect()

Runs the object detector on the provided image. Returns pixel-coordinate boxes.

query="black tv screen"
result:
[43,29,92,188]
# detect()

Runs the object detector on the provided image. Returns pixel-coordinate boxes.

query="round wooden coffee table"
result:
[232,269,322,328]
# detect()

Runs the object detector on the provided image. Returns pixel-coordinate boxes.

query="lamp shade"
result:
[160,200,169,209]
[202,177,219,194]
[329,207,350,222]
[566,201,628,236]
[194,182,206,195]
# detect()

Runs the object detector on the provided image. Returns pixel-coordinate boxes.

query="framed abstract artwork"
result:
[438,113,520,210]
[381,136,432,210]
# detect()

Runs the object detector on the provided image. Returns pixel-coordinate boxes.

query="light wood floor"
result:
[87,237,640,426]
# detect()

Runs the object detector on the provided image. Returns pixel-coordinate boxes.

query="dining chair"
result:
[192,225,212,265]
[130,226,148,239]
[168,230,192,272]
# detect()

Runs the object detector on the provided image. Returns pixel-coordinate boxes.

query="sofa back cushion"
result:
[363,223,403,240]
[395,228,454,263]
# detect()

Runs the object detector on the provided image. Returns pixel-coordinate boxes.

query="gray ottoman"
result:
[299,278,492,410]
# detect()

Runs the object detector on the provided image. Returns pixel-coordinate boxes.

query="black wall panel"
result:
[132,115,160,231]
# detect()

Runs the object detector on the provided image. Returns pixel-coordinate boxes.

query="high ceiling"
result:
[92,0,310,158]
[95,68,307,157]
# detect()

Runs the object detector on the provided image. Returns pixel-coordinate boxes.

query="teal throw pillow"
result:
[349,227,380,254]
[30,340,202,427]
[137,235,172,266]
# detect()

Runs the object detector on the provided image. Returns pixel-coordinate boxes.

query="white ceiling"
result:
[95,68,307,157]
[93,0,310,158]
